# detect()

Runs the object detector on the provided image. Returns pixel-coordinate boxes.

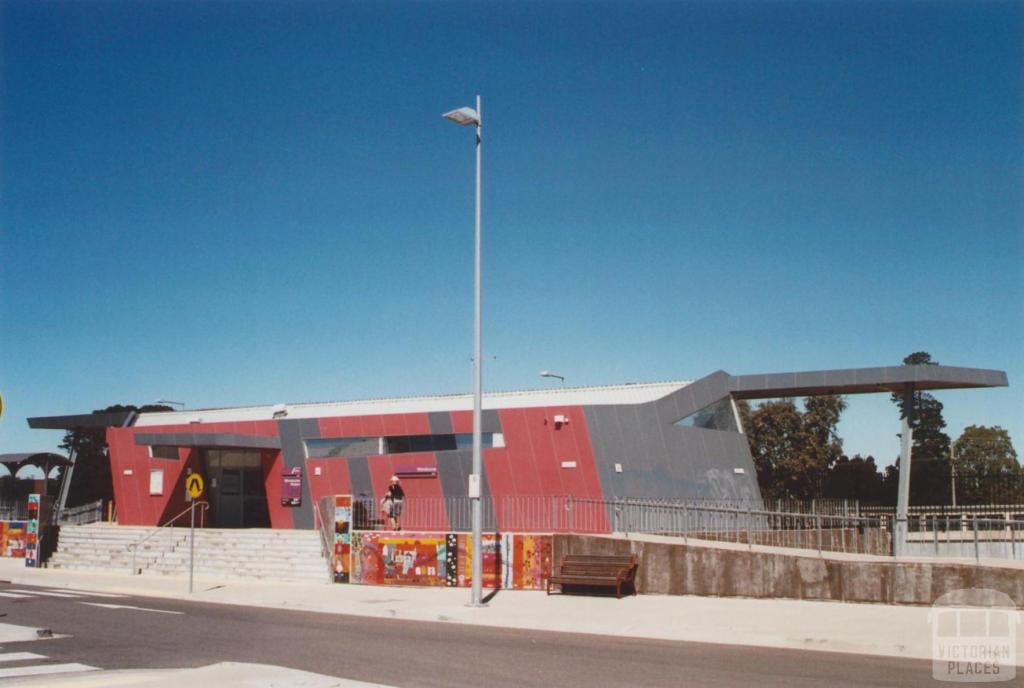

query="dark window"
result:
[151,445,180,460]
[675,398,739,433]
[308,433,498,458]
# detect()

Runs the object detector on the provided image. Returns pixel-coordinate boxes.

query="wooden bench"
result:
[547,554,638,598]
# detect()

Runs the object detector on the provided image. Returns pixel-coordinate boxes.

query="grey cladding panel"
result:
[428,412,453,435]
[482,410,502,433]
[347,456,373,499]
[277,418,318,529]
[437,448,493,530]
[436,451,468,499]
[585,405,628,501]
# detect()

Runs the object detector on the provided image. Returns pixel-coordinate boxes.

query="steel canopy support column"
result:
[894,383,914,557]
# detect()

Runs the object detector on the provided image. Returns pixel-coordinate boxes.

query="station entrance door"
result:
[202,449,270,528]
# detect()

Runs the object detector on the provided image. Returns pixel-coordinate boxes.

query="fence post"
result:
[746,508,752,550]
[567,496,575,534]
[815,514,822,553]
[682,502,688,544]
[1011,519,1017,560]
[933,515,939,557]
[973,515,980,562]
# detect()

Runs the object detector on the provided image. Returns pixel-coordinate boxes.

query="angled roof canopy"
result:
[27,411,135,430]
[728,365,1007,400]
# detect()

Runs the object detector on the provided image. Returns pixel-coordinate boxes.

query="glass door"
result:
[203,450,270,528]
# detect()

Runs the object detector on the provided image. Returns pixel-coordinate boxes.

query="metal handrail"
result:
[128,501,209,575]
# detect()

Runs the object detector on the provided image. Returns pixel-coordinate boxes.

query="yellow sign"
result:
[185,473,204,499]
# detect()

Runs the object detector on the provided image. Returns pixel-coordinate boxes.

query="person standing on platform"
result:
[384,475,405,531]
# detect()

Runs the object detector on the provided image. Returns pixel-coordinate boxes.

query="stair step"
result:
[51,524,327,583]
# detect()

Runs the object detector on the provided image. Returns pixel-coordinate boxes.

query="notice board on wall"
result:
[281,467,302,506]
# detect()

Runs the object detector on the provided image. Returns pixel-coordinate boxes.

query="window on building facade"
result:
[675,397,740,433]
[305,432,501,458]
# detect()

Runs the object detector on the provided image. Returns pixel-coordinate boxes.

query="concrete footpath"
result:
[0,558,1020,686]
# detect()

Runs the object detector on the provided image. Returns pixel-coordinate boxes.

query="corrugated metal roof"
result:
[132,380,691,427]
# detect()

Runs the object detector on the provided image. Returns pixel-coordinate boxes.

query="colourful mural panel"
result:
[502,533,552,590]
[0,521,26,558]
[332,495,352,583]
[347,528,551,590]
[25,494,40,568]
[457,533,502,590]
[352,532,448,586]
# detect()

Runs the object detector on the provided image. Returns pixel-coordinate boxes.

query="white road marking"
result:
[0,652,47,662]
[6,589,79,598]
[0,663,98,678]
[80,602,183,615]
[0,592,30,598]
[0,651,47,663]
[52,589,126,598]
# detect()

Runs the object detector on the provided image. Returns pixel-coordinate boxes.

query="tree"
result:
[891,351,952,505]
[953,425,1021,504]
[743,395,847,499]
[822,454,885,503]
[59,404,172,507]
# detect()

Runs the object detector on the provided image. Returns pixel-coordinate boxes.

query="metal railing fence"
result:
[339,495,891,556]
[907,515,1024,562]
[318,494,1024,561]
[0,499,29,521]
[56,499,104,525]
[127,501,208,575]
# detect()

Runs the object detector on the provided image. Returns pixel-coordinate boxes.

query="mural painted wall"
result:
[349,531,551,590]
[332,495,352,583]
[0,521,26,558]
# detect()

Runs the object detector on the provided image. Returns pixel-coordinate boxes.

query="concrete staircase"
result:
[48,523,329,583]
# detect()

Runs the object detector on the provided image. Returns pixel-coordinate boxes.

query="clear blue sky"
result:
[2,1,1021,467]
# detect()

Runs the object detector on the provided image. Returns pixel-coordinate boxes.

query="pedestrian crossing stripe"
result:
[0,652,47,663]
[0,663,99,678]
[5,589,78,598]
[0,588,127,599]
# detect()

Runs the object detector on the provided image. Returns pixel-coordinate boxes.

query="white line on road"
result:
[0,652,47,662]
[80,602,183,615]
[6,589,79,598]
[51,589,126,598]
[0,592,30,598]
[0,663,98,678]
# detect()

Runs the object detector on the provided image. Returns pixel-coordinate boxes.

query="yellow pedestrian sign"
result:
[185,473,204,499]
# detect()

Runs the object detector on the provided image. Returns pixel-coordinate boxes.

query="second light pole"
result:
[443,95,484,607]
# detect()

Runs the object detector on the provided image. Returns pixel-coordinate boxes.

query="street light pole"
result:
[444,95,485,607]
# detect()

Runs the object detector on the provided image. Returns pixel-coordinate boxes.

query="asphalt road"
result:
[0,582,940,687]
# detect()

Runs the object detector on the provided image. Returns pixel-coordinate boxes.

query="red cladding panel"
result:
[360,415,386,438]
[336,416,363,437]
[497,409,541,495]
[403,413,431,434]
[380,414,407,436]
[482,448,515,528]
[450,411,473,434]
[262,450,293,529]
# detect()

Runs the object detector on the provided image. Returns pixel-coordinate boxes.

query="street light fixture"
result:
[444,95,485,608]
[540,371,565,385]
[154,399,185,409]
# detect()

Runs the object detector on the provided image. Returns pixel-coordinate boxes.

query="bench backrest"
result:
[557,554,637,577]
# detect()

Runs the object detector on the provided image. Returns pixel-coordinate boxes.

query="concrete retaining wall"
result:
[904,541,1024,562]
[554,534,1024,606]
